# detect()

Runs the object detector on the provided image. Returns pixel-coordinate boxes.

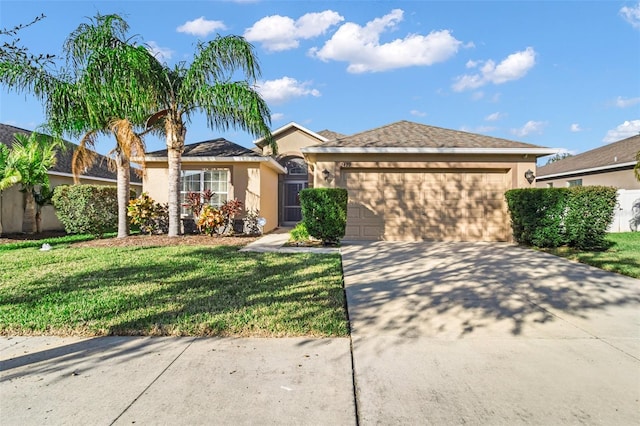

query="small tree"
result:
[0,144,21,235]
[1,132,63,233]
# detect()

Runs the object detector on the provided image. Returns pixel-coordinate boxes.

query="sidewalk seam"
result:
[341,257,360,426]
[109,337,197,425]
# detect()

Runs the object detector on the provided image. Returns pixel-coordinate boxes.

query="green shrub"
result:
[505,186,617,250]
[127,193,169,235]
[564,186,617,249]
[52,185,118,237]
[300,188,347,245]
[505,188,569,247]
[290,222,310,242]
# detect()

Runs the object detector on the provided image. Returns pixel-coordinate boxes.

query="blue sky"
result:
[1,0,639,163]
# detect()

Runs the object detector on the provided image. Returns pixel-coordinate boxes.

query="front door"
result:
[283,181,308,225]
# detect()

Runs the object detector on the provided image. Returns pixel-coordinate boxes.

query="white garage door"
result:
[344,170,509,241]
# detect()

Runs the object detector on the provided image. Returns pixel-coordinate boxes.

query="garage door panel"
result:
[345,170,509,242]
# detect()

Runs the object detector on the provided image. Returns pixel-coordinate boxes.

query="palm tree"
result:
[0,14,159,238]
[1,132,62,233]
[0,143,21,235]
[146,36,274,236]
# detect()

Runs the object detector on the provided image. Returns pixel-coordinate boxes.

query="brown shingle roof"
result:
[319,120,546,149]
[537,135,640,178]
[0,123,142,183]
[146,138,261,158]
[316,129,347,140]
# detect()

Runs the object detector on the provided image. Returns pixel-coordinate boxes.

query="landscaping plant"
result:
[127,193,169,235]
[505,186,618,250]
[52,184,119,237]
[300,188,348,245]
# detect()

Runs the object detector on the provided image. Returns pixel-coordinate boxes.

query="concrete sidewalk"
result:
[240,229,340,254]
[1,336,354,425]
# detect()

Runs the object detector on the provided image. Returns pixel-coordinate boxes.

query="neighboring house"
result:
[535,135,640,189]
[0,123,143,234]
[142,120,555,241]
[536,135,640,232]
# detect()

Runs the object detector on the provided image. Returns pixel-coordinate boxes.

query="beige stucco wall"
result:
[259,163,279,232]
[536,168,640,189]
[142,160,281,233]
[262,127,324,157]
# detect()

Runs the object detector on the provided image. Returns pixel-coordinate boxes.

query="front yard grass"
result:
[542,232,640,279]
[0,244,347,337]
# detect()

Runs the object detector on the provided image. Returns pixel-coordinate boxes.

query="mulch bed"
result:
[0,232,259,248]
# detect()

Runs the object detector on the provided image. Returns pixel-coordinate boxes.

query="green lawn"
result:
[542,232,640,278]
[0,244,347,337]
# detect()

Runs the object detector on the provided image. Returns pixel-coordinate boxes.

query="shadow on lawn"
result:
[1,246,345,338]
[341,241,640,342]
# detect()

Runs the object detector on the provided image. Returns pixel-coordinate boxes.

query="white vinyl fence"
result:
[609,189,640,233]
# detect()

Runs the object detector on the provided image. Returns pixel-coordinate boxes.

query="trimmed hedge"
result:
[299,188,348,244]
[505,186,617,249]
[52,185,119,237]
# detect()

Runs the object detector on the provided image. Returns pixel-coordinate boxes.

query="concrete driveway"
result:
[341,241,640,425]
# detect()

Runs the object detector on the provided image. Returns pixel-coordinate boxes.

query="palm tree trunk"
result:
[22,189,37,234]
[166,117,186,237]
[116,151,130,238]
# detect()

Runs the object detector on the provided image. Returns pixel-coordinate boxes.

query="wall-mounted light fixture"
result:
[322,168,331,182]
[524,169,535,184]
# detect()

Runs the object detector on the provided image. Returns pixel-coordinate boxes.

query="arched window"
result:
[286,158,308,176]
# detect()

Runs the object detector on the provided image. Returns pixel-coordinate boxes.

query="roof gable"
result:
[0,123,141,183]
[537,135,640,178]
[319,120,546,149]
[254,122,328,147]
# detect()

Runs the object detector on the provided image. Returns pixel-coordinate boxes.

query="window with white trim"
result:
[180,169,230,216]
[566,179,582,187]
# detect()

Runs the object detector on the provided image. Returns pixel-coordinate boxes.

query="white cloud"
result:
[177,17,226,37]
[485,112,505,121]
[309,9,462,73]
[452,47,536,92]
[620,2,640,29]
[410,109,427,117]
[615,96,640,108]
[602,119,640,143]
[146,41,174,62]
[511,120,546,137]
[255,77,321,104]
[470,91,485,101]
[270,112,285,121]
[570,123,583,132]
[244,11,344,52]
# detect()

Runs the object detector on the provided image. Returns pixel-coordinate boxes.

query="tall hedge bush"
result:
[505,188,569,247]
[299,188,348,244]
[52,185,119,237]
[505,186,617,249]
[564,186,618,249]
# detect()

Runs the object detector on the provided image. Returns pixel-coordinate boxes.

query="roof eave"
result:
[140,156,286,174]
[300,147,559,156]
[536,161,638,180]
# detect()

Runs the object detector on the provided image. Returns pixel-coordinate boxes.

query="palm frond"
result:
[71,131,98,183]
